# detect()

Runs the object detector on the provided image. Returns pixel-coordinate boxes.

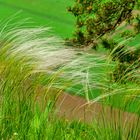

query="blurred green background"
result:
[0,0,74,38]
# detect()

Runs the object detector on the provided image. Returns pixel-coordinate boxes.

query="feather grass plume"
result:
[0,18,139,139]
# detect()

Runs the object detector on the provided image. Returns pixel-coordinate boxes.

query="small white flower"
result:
[13,132,18,136]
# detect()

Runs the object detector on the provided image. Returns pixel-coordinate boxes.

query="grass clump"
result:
[0,22,139,139]
[0,24,76,139]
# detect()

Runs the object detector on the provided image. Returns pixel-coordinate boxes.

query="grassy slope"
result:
[0,0,74,38]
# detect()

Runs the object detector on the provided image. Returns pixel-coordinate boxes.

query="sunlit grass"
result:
[0,21,139,139]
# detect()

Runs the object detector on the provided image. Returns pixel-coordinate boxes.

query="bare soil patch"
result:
[55,92,139,128]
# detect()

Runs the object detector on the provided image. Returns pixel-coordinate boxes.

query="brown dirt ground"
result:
[35,86,139,128]
[55,92,139,127]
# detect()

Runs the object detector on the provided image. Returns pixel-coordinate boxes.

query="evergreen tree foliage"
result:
[68,0,138,46]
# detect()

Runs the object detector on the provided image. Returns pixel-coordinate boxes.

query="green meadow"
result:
[0,1,140,139]
[0,0,74,37]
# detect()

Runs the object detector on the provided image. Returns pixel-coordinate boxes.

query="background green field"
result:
[0,0,74,38]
